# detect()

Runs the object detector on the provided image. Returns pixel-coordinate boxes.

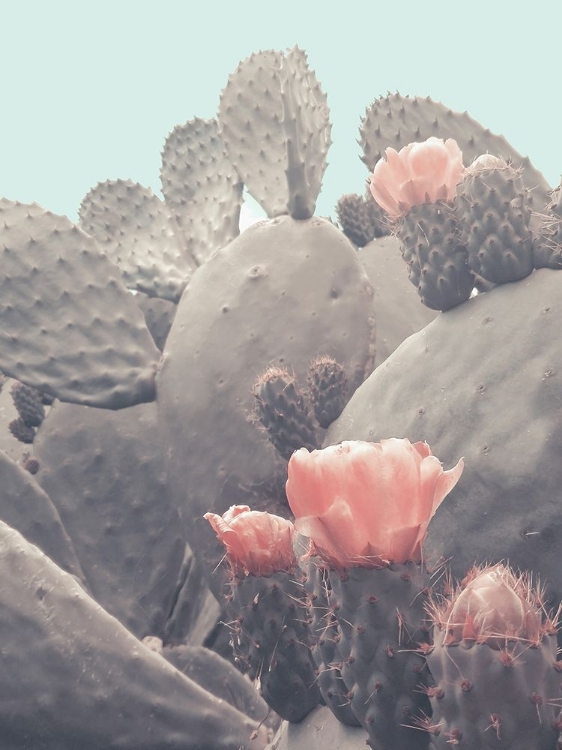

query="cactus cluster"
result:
[0,42,560,750]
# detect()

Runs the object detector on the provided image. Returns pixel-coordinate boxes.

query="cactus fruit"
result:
[327,563,433,750]
[225,570,321,722]
[252,366,319,460]
[0,199,159,408]
[302,561,362,727]
[426,564,561,750]
[455,157,535,284]
[10,381,45,427]
[8,416,36,444]
[336,193,389,247]
[205,507,321,722]
[307,356,349,429]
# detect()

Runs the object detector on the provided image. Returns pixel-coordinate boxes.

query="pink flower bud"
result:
[285,439,464,569]
[465,154,508,176]
[369,137,465,218]
[204,505,296,576]
[439,565,544,648]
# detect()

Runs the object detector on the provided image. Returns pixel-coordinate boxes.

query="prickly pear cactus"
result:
[326,267,562,611]
[157,216,376,593]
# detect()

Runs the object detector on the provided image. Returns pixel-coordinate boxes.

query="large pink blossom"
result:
[438,565,544,648]
[369,137,465,218]
[204,505,296,576]
[285,439,463,569]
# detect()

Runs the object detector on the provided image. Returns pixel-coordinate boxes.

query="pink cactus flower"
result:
[285,439,464,569]
[204,505,296,576]
[438,564,544,648]
[369,137,465,218]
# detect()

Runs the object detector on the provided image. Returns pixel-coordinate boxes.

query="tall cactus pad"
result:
[0,521,267,749]
[218,49,331,219]
[160,118,243,266]
[157,216,375,590]
[325,268,562,607]
[34,401,186,641]
[0,200,159,408]
[359,94,550,204]
[280,47,332,220]
[79,180,191,302]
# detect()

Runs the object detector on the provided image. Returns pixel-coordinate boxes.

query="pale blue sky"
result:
[1,1,561,221]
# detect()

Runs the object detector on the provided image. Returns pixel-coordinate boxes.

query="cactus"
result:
[426,564,561,749]
[336,192,389,247]
[252,366,319,461]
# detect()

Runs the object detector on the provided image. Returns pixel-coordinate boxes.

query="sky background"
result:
[1,1,561,222]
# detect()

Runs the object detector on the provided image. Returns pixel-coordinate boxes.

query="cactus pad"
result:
[0,199,159,408]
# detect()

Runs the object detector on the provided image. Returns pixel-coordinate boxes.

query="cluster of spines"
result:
[252,357,349,461]
[335,192,389,247]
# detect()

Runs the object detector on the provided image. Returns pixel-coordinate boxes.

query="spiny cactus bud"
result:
[335,193,387,246]
[307,355,348,428]
[9,418,35,444]
[252,366,318,461]
[11,382,45,428]
[431,564,554,649]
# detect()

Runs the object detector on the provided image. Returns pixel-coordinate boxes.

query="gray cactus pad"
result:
[218,48,330,219]
[357,236,437,366]
[79,179,192,302]
[0,520,265,750]
[33,400,186,640]
[0,199,159,408]
[157,216,375,589]
[326,268,562,605]
[160,118,243,266]
[0,450,85,581]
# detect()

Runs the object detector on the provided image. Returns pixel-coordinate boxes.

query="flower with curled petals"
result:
[285,438,464,569]
[204,505,296,576]
[369,137,465,218]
